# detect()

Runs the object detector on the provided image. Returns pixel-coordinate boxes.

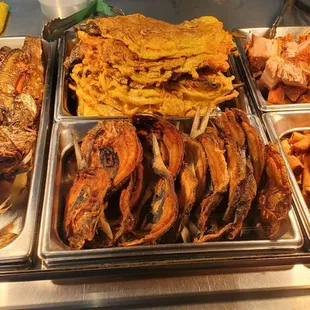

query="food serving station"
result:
[2,0,310,309]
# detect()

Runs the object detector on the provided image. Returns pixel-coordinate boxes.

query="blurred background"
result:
[2,0,310,37]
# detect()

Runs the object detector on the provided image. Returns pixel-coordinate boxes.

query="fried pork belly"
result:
[247,33,310,103]
[246,35,279,72]
[260,56,283,89]
[80,14,236,63]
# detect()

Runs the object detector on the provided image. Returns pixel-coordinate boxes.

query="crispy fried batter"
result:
[71,63,238,117]
[81,14,236,62]
[67,14,238,117]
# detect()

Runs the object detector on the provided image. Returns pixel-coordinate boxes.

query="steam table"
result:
[2,0,310,309]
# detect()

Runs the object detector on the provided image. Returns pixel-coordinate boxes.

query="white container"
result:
[38,0,90,20]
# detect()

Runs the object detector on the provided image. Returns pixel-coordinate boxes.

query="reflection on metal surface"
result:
[1,264,310,308]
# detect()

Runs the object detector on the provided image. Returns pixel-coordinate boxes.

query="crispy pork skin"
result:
[247,35,278,72]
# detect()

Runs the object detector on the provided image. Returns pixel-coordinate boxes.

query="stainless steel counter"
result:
[2,0,310,309]
[2,264,310,309]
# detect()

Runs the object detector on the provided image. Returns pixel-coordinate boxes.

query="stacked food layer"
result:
[65,14,239,117]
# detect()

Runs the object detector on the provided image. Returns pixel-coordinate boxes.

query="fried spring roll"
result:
[287,155,304,176]
[302,152,310,195]
[281,139,291,155]
[289,132,307,144]
[291,137,310,155]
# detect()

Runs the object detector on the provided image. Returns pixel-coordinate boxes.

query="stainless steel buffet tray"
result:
[54,31,252,121]
[38,115,303,267]
[263,111,310,246]
[234,26,310,112]
[0,37,53,268]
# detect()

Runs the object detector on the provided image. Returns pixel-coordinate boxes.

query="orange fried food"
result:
[302,152,310,196]
[80,121,143,190]
[233,109,266,186]
[66,14,238,117]
[195,127,230,238]
[291,136,310,155]
[81,14,236,64]
[267,86,288,104]
[114,163,144,243]
[121,135,178,246]
[64,169,111,249]
[132,114,184,178]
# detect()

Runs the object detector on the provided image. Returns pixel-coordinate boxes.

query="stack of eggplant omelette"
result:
[0,37,44,204]
[64,109,292,249]
[65,14,239,117]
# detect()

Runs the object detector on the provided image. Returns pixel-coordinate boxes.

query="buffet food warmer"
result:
[2,0,310,309]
